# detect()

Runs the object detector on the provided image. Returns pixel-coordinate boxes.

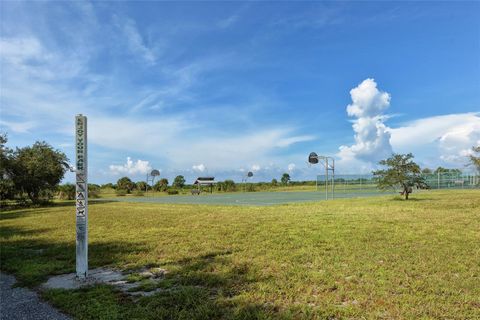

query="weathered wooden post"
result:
[75,114,88,279]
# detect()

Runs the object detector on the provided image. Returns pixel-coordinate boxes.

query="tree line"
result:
[110,173,293,195]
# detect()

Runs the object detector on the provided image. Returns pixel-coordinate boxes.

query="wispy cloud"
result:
[114,15,158,65]
[0,120,37,133]
[217,4,250,29]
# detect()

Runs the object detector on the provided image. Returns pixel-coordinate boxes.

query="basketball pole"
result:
[309,152,335,200]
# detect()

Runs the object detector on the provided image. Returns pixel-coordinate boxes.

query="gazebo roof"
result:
[194,176,216,185]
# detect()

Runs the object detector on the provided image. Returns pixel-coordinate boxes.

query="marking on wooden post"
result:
[75,114,88,279]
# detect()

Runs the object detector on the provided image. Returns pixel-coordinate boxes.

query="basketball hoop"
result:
[308,152,335,200]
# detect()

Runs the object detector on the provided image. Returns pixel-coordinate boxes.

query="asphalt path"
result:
[0,272,71,320]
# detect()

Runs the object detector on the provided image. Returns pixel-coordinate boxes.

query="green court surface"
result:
[103,190,395,206]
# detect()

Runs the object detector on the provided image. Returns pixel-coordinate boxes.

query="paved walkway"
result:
[0,272,71,320]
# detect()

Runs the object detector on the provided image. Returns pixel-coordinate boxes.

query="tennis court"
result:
[104,190,394,206]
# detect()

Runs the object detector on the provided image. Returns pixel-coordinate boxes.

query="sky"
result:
[1,1,479,184]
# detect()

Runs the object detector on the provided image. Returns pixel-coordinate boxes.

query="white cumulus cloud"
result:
[338,78,393,167]
[287,163,296,172]
[192,164,206,172]
[109,157,152,175]
[346,78,391,118]
[388,112,480,165]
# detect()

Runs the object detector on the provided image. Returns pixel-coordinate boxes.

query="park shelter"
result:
[193,177,216,193]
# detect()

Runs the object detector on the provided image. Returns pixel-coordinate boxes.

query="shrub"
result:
[88,189,100,198]
[88,184,101,199]
[116,189,127,197]
[222,180,236,192]
[133,190,144,196]
[167,189,179,195]
[57,184,75,200]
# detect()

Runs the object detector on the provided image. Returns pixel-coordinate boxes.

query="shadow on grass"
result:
[0,200,118,221]
[389,196,433,202]
[1,225,313,319]
[0,225,149,287]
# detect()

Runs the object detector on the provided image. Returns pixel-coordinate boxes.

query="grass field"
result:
[1,190,479,319]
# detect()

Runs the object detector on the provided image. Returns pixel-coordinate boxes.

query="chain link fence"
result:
[316,172,479,199]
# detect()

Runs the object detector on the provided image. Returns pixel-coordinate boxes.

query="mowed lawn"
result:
[1,190,479,319]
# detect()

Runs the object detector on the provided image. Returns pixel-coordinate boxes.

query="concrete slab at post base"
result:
[43,268,123,290]
[43,267,169,297]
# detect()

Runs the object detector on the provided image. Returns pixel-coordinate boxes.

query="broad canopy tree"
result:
[117,177,135,193]
[135,181,148,192]
[373,153,426,200]
[173,175,186,189]
[2,138,69,203]
[153,178,169,192]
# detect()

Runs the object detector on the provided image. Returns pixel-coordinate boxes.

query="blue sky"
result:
[1,1,479,184]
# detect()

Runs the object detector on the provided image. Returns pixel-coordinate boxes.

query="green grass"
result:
[1,190,479,319]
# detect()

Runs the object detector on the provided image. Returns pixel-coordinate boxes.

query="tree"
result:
[271,178,278,186]
[433,167,449,174]
[421,168,432,175]
[136,181,148,191]
[11,141,68,203]
[0,133,15,200]
[117,177,135,193]
[433,167,461,176]
[172,175,185,189]
[373,153,426,200]
[469,146,480,173]
[281,173,290,185]
[153,178,169,192]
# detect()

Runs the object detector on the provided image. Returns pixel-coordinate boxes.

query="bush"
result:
[222,180,236,192]
[88,189,100,199]
[88,184,100,199]
[116,189,127,197]
[133,190,144,196]
[245,183,255,192]
[167,189,179,195]
[57,184,75,200]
